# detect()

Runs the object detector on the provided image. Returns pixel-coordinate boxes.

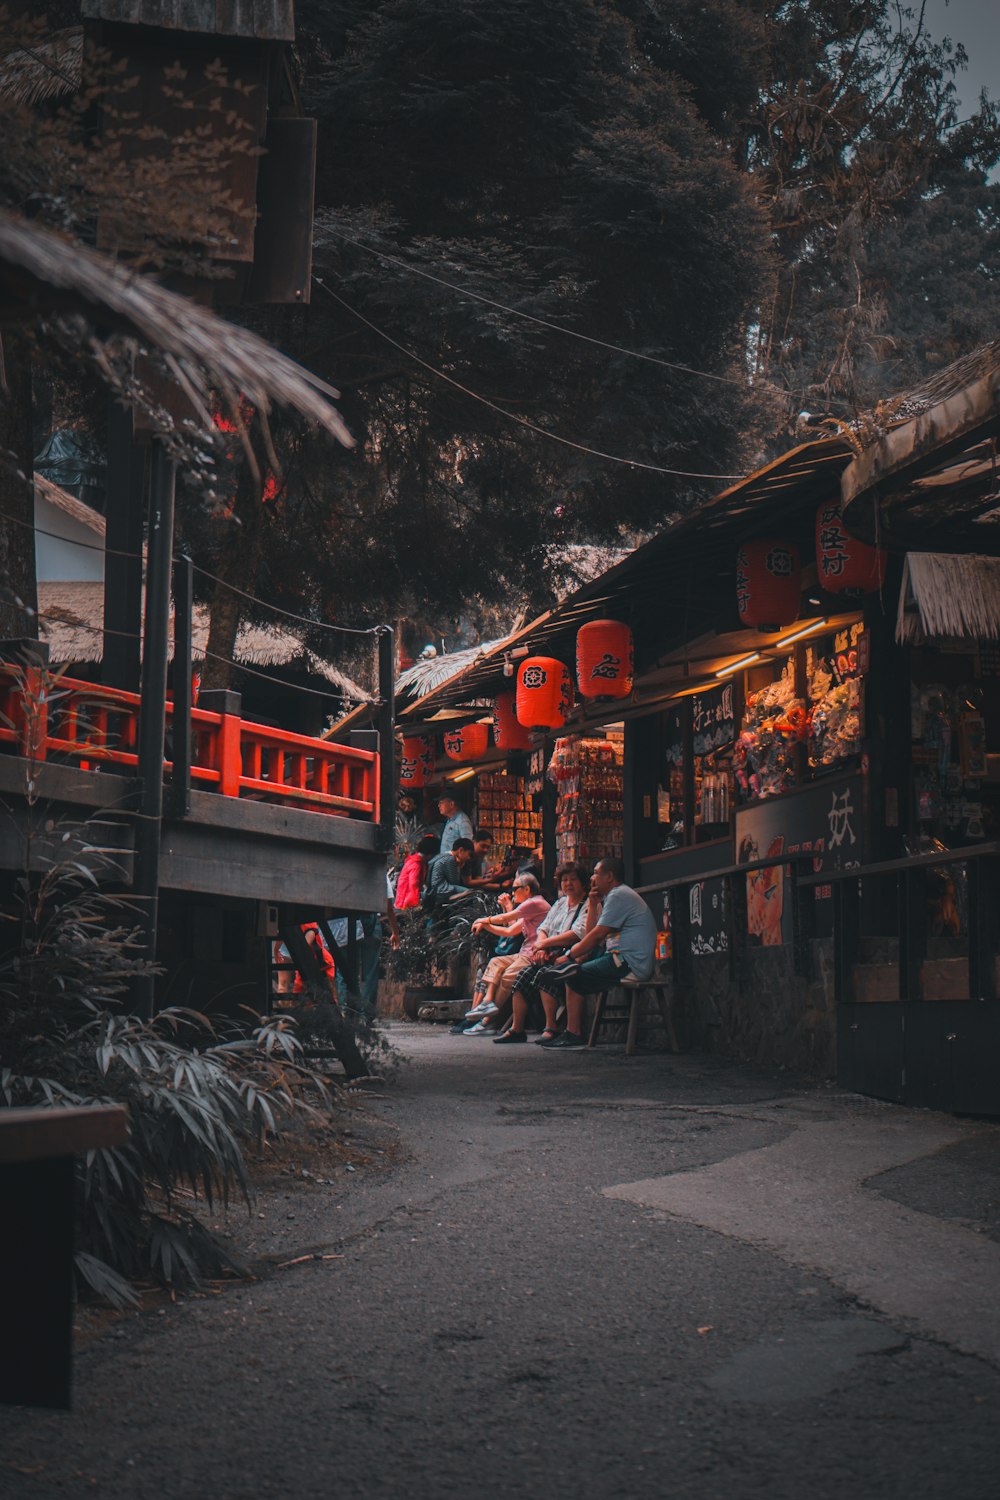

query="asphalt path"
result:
[3,1024,999,1500]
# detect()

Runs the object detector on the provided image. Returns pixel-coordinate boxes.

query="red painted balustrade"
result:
[0,665,378,820]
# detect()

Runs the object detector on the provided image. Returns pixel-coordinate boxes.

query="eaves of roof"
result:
[399,436,851,723]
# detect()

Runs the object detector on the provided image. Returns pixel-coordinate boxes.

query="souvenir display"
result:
[734,663,801,801]
[548,734,624,865]
[477,770,541,857]
[910,683,988,842]
[807,665,862,768]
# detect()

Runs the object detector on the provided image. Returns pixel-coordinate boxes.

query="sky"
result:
[923,0,1000,117]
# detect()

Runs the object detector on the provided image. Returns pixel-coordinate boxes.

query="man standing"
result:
[437,793,474,855]
[539,856,656,1050]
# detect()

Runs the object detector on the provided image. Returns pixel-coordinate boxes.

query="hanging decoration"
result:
[399,735,434,788]
[736,539,801,630]
[443,722,490,762]
[492,691,532,751]
[516,656,575,731]
[815,500,887,596]
[576,620,634,700]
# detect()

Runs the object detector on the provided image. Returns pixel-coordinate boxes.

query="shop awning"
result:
[896,553,1000,644]
[398,436,852,724]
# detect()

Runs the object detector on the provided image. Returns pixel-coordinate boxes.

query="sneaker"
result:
[465,1001,499,1019]
[540,1030,585,1049]
[493,1030,527,1044]
[462,1021,496,1035]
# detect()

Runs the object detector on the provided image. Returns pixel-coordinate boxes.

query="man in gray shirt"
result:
[539,855,656,1050]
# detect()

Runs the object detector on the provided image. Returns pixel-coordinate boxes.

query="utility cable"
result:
[189,561,381,637]
[313,277,747,482]
[1,507,383,638]
[322,227,759,391]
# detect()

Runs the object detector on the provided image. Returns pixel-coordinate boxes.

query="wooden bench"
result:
[587,975,680,1055]
[1,1104,128,1409]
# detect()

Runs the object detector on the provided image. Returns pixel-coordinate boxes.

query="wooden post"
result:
[200,689,243,797]
[170,554,193,818]
[968,854,1000,1002]
[130,440,175,1019]
[897,866,926,1002]
[102,402,145,692]
[376,625,395,849]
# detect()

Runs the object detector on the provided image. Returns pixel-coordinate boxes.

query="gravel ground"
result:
[2,1023,999,1500]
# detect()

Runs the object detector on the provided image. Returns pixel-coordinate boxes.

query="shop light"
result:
[775,618,828,649]
[715,652,761,678]
[449,767,477,783]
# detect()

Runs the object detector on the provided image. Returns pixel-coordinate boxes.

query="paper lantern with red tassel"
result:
[735,539,801,630]
[576,619,634,700]
[492,692,532,751]
[444,723,490,762]
[815,500,887,596]
[516,657,574,731]
[399,735,434,789]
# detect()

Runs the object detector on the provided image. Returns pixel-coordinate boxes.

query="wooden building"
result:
[397,350,1000,1113]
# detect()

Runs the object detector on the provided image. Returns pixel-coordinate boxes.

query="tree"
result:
[270,0,774,631]
[740,0,1000,417]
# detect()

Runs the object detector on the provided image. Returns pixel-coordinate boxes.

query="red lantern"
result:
[444,723,490,762]
[399,735,434,788]
[577,619,634,700]
[492,692,532,751]
[815,500,887,596]
[736,539,801,630]
[516,656,574,731]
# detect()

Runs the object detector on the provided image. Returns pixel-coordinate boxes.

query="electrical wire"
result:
[323,227,763,391]
[0,507,383,638]
[313,276,747,482]
[189,561,381,637]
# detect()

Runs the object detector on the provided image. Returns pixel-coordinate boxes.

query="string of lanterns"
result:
[397,622,635,784]
[736,502,888,629]
[399,504,884,787]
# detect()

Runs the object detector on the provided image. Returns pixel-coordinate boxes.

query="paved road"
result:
[3,1025,1000,1500]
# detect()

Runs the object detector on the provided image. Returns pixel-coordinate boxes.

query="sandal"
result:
[533,1029,559,1045]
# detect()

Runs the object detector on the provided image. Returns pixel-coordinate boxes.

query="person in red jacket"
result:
[394,835,439,910]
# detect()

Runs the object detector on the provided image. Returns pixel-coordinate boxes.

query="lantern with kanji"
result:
[516,656,574,731]
[576,619,634,700]
[735,539,801,630]
[399,734,434,789]
[492,692,532,751]
[444,722,490,762]
[815,500,887,596]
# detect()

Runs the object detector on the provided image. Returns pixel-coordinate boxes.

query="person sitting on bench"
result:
[537,857,656,1050]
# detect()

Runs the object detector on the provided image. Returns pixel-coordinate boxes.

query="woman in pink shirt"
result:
[462,874,550,1031]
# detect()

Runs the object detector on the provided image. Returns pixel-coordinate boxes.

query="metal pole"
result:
[130,440,175,1019]
[170,554,193,819]
[376,625,395,852]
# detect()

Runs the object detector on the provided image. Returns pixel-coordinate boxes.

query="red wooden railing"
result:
[0,665,378,820]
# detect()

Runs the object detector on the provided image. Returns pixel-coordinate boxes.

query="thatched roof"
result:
[36,580,369,700]
[0,209,353,448]
[896,553,1000,644]
[0,29,82,105]
[396,639,508,701]
[34,473,106,539]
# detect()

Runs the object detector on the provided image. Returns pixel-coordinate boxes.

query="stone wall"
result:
[666,940,836,1078]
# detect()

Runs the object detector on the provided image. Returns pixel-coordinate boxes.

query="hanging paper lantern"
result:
[492,692,532,751]
[516,656,574,731]
[444,722,490,762]
[815,500,887,596]
[735,539,801,630]
[576,619,634,700]
[399,735,434,788]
